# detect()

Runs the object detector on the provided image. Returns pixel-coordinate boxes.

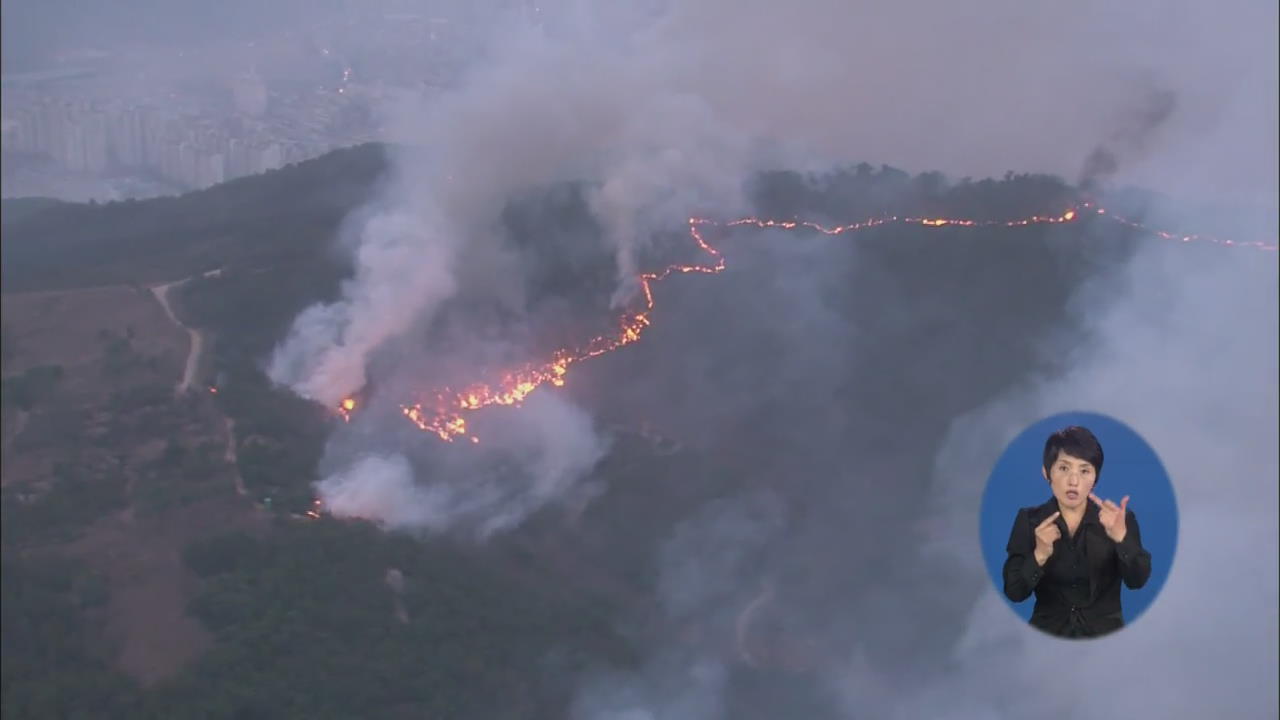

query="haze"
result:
[3,1,1276,210]
[2,2,1275,719]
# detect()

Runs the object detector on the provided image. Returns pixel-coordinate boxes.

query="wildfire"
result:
[338,397,357,422]
[333,204,1273,440]
[1079,202,1277,250]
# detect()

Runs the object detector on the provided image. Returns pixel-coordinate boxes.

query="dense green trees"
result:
[1,553,144,719]
[748,164,1076,221]
[3,146,1135,718]
[153,521,630,719]
[0,364,64,411]
[0,144,387,292]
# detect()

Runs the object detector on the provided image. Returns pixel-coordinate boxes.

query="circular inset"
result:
[980,412,1178,639]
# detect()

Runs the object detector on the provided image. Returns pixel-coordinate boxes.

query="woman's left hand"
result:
[1090,493,1129,543]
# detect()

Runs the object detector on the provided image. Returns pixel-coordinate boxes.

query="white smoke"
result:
[657,492,787,620]
[268,0,1274,408]
[566,217,1277,719]
[268,208,460,407]
[316,391,609,538]
[268,10,755,407]
[848,228,1279,718]
[315,453,444,532]
[570,491,789,719]
[269,7,762,542]
[263,7,1274,695]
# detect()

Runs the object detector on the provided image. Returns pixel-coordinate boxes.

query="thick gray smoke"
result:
[878,222,1278,718]
[259,6,1275,710]
[570,211,1277,719]
[270,0,1276,405]
[268,13,755,408]
[1078,84,1179,192]
[572,492,787,720]
[268,207,459,406]
[271,7,761,536]
[316,390,609,539]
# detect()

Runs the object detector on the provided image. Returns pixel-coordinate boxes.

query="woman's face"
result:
[1043,450,1097,511]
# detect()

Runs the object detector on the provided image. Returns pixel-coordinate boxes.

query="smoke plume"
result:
[269,0,1275,405]
[316,391,609,539]
[268,207,460,407]
[258,6,1276,714]
[1078,84,1179,192]
[880,212,1278,719]
[568,208,1276,719]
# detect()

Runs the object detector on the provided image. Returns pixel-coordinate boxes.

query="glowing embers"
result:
[335,203,1272,441]
[378,221,723,443]
[337,397,357,422]
[723,208,1079,235]
[1080,202,1277,251]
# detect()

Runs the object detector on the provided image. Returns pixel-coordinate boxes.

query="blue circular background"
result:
[980,411,1179,627]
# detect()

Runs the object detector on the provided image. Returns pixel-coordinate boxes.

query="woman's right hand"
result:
[1033,511,1061,566]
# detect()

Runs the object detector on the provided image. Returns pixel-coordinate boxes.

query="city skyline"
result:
[1,0,541,200]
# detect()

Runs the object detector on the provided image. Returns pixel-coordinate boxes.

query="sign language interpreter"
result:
[1002,426,1153,638]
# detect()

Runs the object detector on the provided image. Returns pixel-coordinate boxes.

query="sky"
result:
[3,0,1276,210]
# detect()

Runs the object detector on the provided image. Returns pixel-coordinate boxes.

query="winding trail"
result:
[149,279,202,395]
[149,268,223,395]
[148,269,244,499]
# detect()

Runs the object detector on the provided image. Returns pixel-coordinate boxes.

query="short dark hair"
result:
[1043,426,1104,480]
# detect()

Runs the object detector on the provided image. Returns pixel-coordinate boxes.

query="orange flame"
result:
[337,397,357,422]
[332,204,1272,440]
[1080,202,1277,250]
[384,219,729,442]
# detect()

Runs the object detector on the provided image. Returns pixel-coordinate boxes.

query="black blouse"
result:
[1003,497,1153,638]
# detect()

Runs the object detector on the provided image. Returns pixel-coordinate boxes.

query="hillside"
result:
[0,197,68,226]
[0,143,388,292]
[1,147,1159,718]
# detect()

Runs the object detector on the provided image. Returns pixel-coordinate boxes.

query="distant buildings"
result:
[1,88,374,191]
[0,7,493,197]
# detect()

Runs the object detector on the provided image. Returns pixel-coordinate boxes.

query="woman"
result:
[1003,425,1152,638]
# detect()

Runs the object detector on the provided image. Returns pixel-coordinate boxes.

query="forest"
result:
[2,145,1155,718]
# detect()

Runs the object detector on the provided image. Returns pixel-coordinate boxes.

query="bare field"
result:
[60,495,270,686]
[3,282,266,684]
[2,284,187,380]
[7,287,159,484]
